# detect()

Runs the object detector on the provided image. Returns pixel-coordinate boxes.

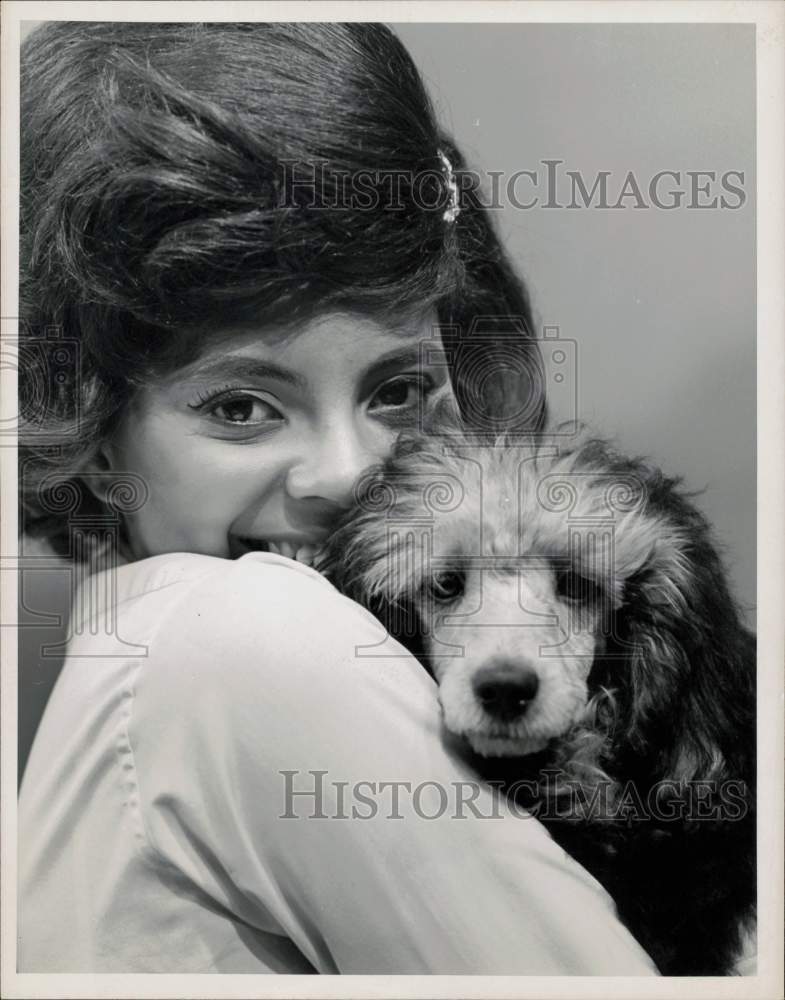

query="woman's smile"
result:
[101,311,453,562]
[226,535,328,565]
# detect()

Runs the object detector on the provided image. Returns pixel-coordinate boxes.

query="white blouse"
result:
[18,551,657,975]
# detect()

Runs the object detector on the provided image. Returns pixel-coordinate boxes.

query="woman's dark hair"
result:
[19,21,546,555]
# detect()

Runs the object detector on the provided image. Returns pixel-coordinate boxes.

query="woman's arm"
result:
[129,553,657,975]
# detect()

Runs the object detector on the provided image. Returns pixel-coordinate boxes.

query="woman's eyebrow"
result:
[181,345,447,391]
[182,357,306,389]
[362,346,447,384]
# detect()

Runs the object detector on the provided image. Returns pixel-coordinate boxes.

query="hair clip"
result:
[438,149,461,224]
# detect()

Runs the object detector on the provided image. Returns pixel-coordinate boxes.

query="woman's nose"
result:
[285,423,385,509]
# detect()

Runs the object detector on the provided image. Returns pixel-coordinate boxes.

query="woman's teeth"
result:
[267,541,318,565]
[234,537,322,567]
[296,544,318,564]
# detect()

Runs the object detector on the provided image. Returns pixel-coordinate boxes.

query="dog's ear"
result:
[607,514,755,789]
[319,452,433,609]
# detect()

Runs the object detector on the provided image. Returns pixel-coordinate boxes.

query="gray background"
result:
[18,22,756,777]
[395,22,755,619]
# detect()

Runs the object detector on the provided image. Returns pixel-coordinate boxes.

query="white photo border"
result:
[2,3,782,999]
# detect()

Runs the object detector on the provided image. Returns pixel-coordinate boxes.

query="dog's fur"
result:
[320,422,756,976]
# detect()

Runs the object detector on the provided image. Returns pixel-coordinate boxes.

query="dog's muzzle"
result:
[472,659,540,723]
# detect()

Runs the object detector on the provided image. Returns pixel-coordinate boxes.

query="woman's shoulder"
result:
[126,550,429,768]
[68,551,356,646]
[111,549,406,757]
[113,550,377,640]
[116,550,334,602]
[110,550,348,614]
[115,551,389,676]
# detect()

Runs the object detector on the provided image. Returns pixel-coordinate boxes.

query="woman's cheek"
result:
[364,420,407,465]
[121,467,244,559]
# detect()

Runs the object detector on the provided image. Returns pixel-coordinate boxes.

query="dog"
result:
[319,419,756,976]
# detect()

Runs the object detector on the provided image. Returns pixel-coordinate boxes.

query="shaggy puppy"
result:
[320,423,756,976]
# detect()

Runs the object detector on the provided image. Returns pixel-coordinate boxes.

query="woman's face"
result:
[103,311,454,562]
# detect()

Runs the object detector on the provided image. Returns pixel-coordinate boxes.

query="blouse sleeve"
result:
[128,553,657,976]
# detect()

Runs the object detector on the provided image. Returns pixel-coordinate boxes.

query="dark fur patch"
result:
[322,429,756,975]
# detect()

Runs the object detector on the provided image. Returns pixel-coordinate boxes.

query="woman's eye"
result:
[555,568,602,604]
[189,389,283,427]
[428,569,466,603]
[369,375,433,412]
[210,396,280,425]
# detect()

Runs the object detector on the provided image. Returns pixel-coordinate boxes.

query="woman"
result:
[18,21,656,974]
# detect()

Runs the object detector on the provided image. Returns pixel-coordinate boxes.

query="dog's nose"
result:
[472,662,540,722]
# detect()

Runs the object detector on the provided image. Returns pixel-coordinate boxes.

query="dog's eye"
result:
[429,570,465,603]
[555,568,602,604]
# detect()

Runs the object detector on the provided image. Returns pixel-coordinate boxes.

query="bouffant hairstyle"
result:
[19,22,547,555]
